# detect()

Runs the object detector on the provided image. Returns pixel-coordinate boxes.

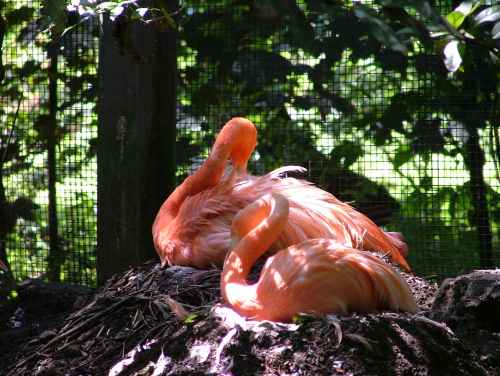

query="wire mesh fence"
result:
[2,1,98,285]
[2,0,499,287]
[175,0,500,279]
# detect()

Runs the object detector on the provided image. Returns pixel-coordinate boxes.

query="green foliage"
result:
[64,0,176,35]
[4,0,500,281]
[183,313,199,325]
[173,0,500,272]
[41,0,68,35]
[1,0,98,285]
[344,1,500,269]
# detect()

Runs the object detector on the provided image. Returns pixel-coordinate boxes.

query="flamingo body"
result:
[221,193,418,322]
[153,117,410,271]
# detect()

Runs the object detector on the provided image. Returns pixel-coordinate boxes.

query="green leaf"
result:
[110,6,124,21]
[6,6,35,26]
[330,141,363,169]
[443,40,462,72]
[96,2,120,11]
[292,313,316,324]
[492,20,500,38]
[41,0,67,35]
[354,4,407,53]
[382,6,432,46]
[474,5,500,25]
[420,175,433,191]
[412,1,445,27]
[446,11,466,29]
[392,144,413,169]
[448,188,458,219]
[159,5,177,29]
[19,60,41,77]
[454,1,482,18]
[136,8,148,18]
[183,313,198,324]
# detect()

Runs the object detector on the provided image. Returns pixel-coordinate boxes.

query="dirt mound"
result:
[2,263,499,375]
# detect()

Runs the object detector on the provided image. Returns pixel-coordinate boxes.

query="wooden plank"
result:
[97,16,177,285]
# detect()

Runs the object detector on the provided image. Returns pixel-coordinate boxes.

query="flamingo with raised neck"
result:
[221,193,418,322]
[152,117,257,266]
[153,117,411,271]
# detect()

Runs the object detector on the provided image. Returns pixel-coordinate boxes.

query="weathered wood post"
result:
[97,14,177,285]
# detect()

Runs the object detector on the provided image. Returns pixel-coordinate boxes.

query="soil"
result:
[0,261,498,376]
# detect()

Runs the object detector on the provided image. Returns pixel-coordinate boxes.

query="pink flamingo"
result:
[153,117,410,271]
[221,192,418,322]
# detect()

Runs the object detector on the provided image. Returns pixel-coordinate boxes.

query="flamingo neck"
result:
[153,118,257,235]
[221,194,289,309]
[152,156,227,243]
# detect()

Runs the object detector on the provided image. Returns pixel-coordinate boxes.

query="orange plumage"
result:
[153,117,410,271]
[221,192,418,322]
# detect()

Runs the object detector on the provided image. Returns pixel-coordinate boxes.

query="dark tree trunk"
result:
[97,14,177,285]
[46,42,61,282]
[464,125,493,268]
[461,59,494,269]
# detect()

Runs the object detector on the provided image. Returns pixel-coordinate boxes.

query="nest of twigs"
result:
[6,263,222,375]
[3,259,500,376]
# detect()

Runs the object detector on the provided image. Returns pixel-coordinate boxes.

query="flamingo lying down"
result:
[221,193,418,322]
[153,117,410,271]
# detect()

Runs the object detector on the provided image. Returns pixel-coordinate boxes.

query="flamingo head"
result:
[154,233,194,267]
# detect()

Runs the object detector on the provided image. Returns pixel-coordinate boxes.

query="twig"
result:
[12,296,134,369]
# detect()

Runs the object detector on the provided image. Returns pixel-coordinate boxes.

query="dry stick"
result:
[135,321,173,348]
[114,315,186,366]
[59,300,99,332]
[96,324,106,338]
[17,296,151,372]
[12,296,135,369]
[100,335,164,376]
[75,342,126,371]
[59,295,157,352]
[76,322,148,370]
[12,267,220,374]
[55,323,101,353]
[58,294,154,338]
[54,298,130,341]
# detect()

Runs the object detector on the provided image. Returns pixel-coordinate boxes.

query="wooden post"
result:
[97,16,177,285]
[47,40,61,282]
